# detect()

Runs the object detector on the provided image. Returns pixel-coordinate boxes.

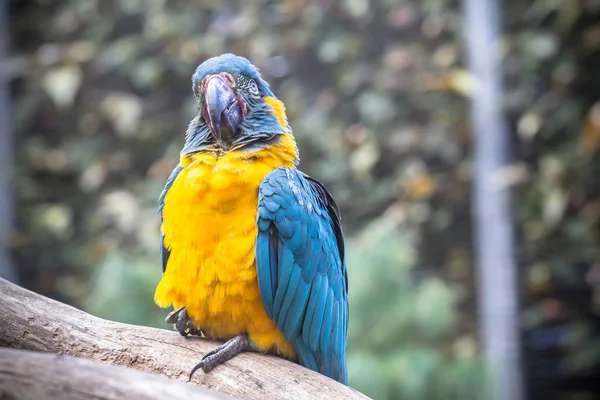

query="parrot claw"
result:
[165,306,185,324]
[165,307,203,337]
[188,334,254,380]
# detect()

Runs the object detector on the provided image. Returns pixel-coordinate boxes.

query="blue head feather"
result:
[192,53,275,97]
[183,53,291,155]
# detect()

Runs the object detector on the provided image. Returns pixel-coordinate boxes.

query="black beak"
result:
[204,76,244,141]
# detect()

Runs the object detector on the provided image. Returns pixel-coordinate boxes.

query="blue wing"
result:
[158,164,183,273]
[256,168,348,384]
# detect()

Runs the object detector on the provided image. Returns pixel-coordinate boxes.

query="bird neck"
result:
[180,133,299,171]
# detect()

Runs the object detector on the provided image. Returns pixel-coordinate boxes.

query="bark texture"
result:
[0,348,235,400]
[0,278,368,400]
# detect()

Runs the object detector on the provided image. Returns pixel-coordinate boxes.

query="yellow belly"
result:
[154,134,298,358]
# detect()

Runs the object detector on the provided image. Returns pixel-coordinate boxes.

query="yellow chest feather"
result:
[154,134,297,356]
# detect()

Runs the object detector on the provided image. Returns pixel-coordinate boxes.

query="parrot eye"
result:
[249,79,259,95]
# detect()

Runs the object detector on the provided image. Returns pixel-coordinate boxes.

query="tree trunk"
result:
[463,0,524,398]
[0,278,368,400]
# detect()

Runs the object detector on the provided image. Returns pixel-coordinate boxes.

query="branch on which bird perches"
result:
[0,348,235,400]
[0,278,368,400]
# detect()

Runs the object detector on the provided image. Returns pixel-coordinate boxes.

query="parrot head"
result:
[182,53,292,155]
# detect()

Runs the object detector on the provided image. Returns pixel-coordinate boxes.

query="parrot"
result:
[154,54,348,384]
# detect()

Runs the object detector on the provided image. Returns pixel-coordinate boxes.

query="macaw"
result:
[153,54,348,384]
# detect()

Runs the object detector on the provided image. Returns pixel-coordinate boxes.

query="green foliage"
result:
[85,251,164,328]
[346,225,488,399]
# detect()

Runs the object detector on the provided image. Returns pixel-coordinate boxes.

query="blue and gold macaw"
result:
[154,54,348,384]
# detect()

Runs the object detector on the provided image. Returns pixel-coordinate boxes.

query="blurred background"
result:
[2,0,600,399]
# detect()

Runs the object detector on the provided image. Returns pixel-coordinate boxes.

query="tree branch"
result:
[0,278,367,400]
[0,348,234,400]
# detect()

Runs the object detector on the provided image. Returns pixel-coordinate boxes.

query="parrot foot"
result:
[165,306,203,337]
[188,334,255,380]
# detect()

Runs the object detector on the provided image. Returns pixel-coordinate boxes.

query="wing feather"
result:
[256,167,348,384]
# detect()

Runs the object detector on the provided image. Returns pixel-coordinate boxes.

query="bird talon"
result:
[165,306,185,324]
[175,309,190,336]
[188,334,254,381]
[165,307,203,337]
[199,343,227,360]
